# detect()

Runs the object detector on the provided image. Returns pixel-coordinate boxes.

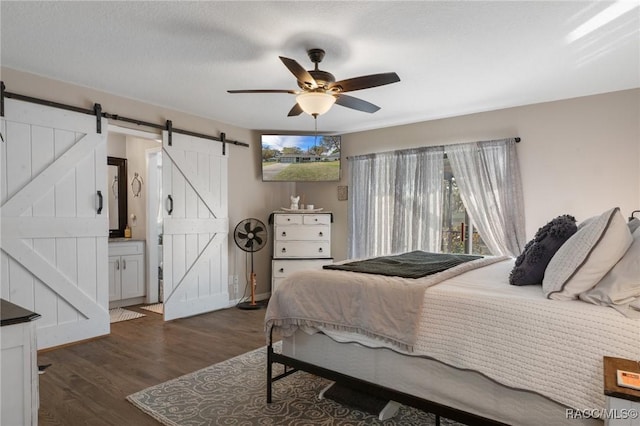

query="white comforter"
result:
[311,259,640,412]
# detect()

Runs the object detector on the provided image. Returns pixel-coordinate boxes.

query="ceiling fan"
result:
[227,48,400,117]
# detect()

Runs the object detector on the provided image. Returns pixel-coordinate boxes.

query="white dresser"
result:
[271,212,333,292]
[108,240,146,308]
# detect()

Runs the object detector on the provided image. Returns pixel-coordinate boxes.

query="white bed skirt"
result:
[282,330,603,426]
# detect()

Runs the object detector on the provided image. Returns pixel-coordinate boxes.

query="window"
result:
[441,158,491,255]
[349,138,524,259]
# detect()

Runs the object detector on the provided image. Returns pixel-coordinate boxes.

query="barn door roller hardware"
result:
[0,81,248,151]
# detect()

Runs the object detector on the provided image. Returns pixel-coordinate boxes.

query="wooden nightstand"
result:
[603,356,640,426]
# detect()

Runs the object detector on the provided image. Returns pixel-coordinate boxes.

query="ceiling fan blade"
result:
[227,89,296,94]
[254,236,263,246]
[330,72,400,93]
[252,226,264,234]
[335,94,381,113]
[279,56,317,89]
[237,232,248,239]
[244,222,252,232]
[287,103,303,117]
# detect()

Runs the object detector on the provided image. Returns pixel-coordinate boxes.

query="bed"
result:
[265,209,640,425]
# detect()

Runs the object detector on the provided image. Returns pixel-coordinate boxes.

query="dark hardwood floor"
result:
[37,305,270,425]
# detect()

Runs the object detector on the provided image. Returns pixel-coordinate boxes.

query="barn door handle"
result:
[167,195,173,215]
[96,191,103,214]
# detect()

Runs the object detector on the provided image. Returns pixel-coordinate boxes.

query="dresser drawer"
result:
[274,241,331,258]
[303,214,331,225]
[274,225,329,241]
[272,259,333,278]
[108,240,144,256]
[274,214,303,225]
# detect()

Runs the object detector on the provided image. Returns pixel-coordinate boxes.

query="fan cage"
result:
[233,218,267,253]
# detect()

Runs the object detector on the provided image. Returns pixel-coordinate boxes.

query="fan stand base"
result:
[237,301,265,310]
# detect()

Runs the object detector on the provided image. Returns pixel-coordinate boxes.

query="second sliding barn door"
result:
[161,131,229,321]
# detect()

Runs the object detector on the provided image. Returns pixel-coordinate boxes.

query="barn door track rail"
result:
[0,81,248,152]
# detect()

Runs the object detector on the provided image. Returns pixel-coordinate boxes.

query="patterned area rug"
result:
[109,307,145,323]
[127,343,464,426]
[140,303,163,314]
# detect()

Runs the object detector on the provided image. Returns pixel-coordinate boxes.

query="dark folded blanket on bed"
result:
[323,250,483,278]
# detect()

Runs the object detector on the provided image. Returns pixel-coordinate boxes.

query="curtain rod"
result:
[346,137,521,160]
[0,82,249,148]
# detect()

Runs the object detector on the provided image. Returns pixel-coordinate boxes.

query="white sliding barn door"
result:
[0,99,109,349]
[162,131,228,321]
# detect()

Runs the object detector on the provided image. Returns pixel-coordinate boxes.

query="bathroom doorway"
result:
[107,125,163,312]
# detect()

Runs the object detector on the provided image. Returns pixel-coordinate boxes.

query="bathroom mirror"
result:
[108,156,128,238]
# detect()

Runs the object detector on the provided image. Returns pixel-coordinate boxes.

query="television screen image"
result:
[261,134,341,182]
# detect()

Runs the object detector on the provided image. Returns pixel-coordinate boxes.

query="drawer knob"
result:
[318,247,323,253]
[319,232,323,237]
[282,231,287,237]
[314,218,318,222]
[279,268,284,273]
[287,218,291,221]
[281,248,287,253]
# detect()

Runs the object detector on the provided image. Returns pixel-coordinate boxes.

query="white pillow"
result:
[579,227,640,317]
[543,207,633,301]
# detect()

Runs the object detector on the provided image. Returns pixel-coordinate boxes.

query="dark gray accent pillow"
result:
[509,214,577,286]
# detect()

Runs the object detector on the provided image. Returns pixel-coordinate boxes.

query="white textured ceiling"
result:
[1,1,638,134]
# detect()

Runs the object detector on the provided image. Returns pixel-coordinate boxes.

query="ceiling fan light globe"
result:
[296,92,336,116]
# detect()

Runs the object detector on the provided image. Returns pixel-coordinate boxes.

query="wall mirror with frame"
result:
[108,156,128,238]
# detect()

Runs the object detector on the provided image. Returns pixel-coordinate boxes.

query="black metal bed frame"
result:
[266,331,509,426]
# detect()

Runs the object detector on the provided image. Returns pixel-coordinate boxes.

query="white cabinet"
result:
[109,240,145,307]
[1,300,40,426]
[271,212,333,292]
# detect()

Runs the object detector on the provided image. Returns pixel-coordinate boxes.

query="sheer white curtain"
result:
[348,146,444,259]
[445,138,525,256]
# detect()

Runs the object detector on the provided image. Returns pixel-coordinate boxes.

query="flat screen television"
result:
[261,134,341,182]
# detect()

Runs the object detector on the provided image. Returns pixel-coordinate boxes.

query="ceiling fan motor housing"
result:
[298,48,336,91]
[299,70,336,90]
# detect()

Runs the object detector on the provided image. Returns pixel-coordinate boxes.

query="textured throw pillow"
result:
[509,214,577,286]
[579,227,640,318]
[543,207,633,301]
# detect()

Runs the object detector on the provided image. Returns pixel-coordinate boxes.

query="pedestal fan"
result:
[233,218,267,310]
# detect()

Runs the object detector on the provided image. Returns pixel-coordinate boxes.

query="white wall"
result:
[299,89,640,261]
[1,67,290,300]
[125,136,161,241]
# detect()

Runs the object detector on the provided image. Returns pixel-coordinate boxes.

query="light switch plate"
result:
[337,185,348,201]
